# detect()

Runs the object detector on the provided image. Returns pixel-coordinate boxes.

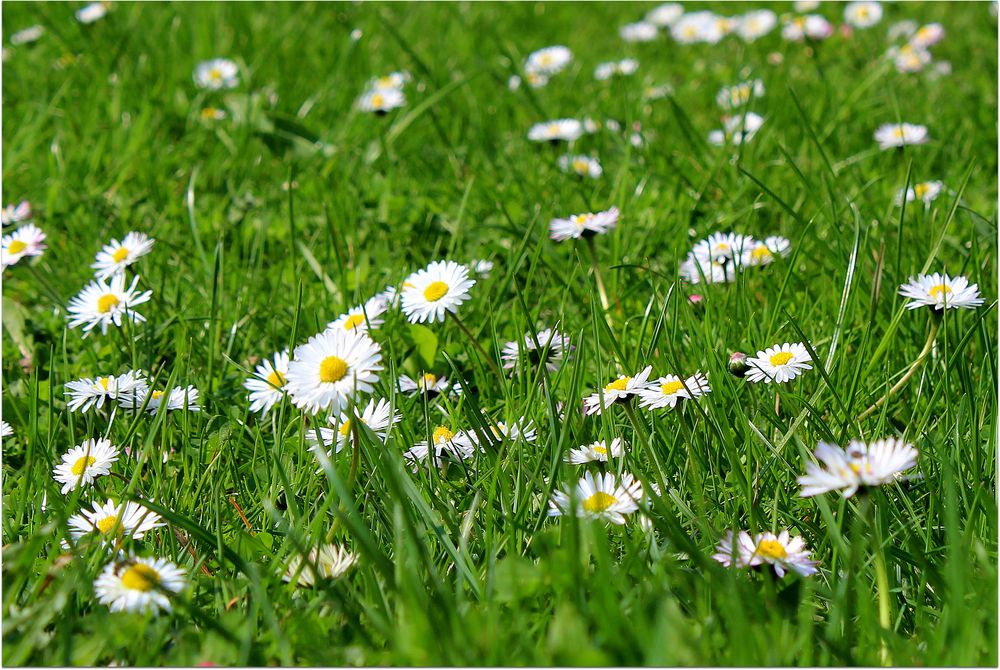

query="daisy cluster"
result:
[679,232,791,284]
[357,71,411,114]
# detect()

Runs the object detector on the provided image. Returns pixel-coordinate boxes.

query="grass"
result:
[2,1,997,665]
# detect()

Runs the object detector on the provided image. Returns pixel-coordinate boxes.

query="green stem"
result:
[584,236,613,319]
[867,498,894,666]
[449,312,502,379]
[858,318,940,420]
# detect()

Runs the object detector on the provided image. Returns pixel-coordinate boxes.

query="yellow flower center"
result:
[371,93,384,108]
[857,6,869,18]
[151,390,165,400]
[604,377,631,393]
[892,126,905,138]
[928,283,952,299]
[377,76,394,87]
[756,539,788,560]
[661,380,685,395]
[540,53,553,65]
[97,515,119,534]
[343,314,366,330]
[752,246,772,261]
[339,419,352,437]
[209,68,222,80]
[423,281,449,302]
[917,26,931,40]
[121,563,161,592]
[571,159,589,173]
[572,213,593,227]
[914,183,929,198]
[266,370,286,388]
[98,376,112,390]
[769,351,794,366]
[319,356,349,383]
[582,491,617,513]
[592,444,608,455]
[420,373,437,388]
[201,107,220,119]
[7,240,27,254]
[111,247,130,263]
[97,293,120,314]
[683,26,697,38]
[433,426,454,444]
[71,456,96,475]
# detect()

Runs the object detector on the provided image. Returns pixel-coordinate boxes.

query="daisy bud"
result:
[728,352,749,378]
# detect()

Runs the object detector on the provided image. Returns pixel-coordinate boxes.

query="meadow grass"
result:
[1,1,997,665]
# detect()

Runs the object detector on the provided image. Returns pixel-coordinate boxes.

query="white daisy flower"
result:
[400,260,476,324]
[620,21,659,42]
[122,386,200,414]
[713,530,818,577]
[549,207,619,242]
[716,79,765,110]
[404,425,478,468]
[76,2,109,24]
[194,58,239,90]
[887,19,918,41]
[244,350,290,416]
[67,273,152,335]
[470,259,493,277]
[558,154,602,179]
[65,370,148,413]
[501,327,571,373]
[2,223,46,268]
[68,499,164,543]
[53,438,118,494]
[2,200,32,225]
[844,1,882,28]
[527,119,584,143]
[736,10,777,41]
[283,544,357,587]
[548,472,644,525]
[671,12,726,44]
[708,112,764,146]
[525,45,573,75]
[798,438,918,498]
[1,421,12,438]
[94,556,187,614]
[485,416,537,443]
[91,232,155,279]
[741,236,791,266]
[874,122,929,150]
[200,106,227,121]
[357,88,405,114]
[890,44,932,73]
[643,83,674,100]
[745,342,813,384]
[646,3,684,27]
[307,397,401,456]
[594,58,639,81]
[369,71,411,90]
[895,180,944,206]
[898,273,983,311]
[522,70,550,88]
[284,329,383,415]
[326,295,388,334]
[10,25,44,45]
[793,0,820,10]
[910,23,945,49]
[691,232,755,264]
[638,372,711,410]
[679,256,736,284]
[565,438,625,464]
[782,14,834,41]
[583,365,653,415]
[397,372,460,398]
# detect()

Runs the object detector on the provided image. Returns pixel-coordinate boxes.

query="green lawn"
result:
[2,1,997,665]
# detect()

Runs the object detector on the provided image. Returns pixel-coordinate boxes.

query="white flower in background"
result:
[307,397,401,456]
[620,21,659,42]
[646,3,684,27]
[484,416,537,444]
[368,71,412,90]
[1,421,12,438]
[644,83,674,100]
[512,70,550,89]
[91,232,155,279]
[501,327,571,373]
[566,438,625,464]
[910,23,945,48]
[283,544,357,587]
[891,44,932,73]
[76,2,109,24]
[708,112,764,146]
[528,119,584,143]
[2,200,32,225]
[887,19,918,41]
[583,365,653,415]
[244,350,290,415]
[638,372,711,410]
[68,499,164,543]
[742,236,791,266]
[549,207,620,242]
[53,438,118,494]
[548,472,644,524]
[716,79,765,110]
[66,370,148,413]
[200,106,227,121]
[793,0,820,10]
[122,386,200,414]
[357,88,405,113]
[874,122,929,150]
[2,224,46,268]
[193,58,240,90]
[284,329,383,414]
[736,10,777,41]
[782,15,834,41]
[898,273,983,310]
[679,256,736,284]
[400,260,476,323]
[469,259,493,277]
[798,438,918,497]
[94,556,187,614]
[895,180,944,207]
[844,1,883,28]
[672,12,726,44]
[10,25,44,45]
[404,425,478,468]
[525,45,573,75]
[397,372,460,398]
[594,58,639,80]
[558,154,602,179]
[692,232,754,265]
[713,530,818,577]
[67,274,152,335]
[745,342,813,384]
[326,295,388,334]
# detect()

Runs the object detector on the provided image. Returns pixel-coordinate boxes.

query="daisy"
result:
[527,119,584,143]
[844,1,882,28]
[910,23,945,49]
[646,3,683,27]
[549,207,619,242]
[782,15,834,41]
[643,83,674,100]
[91,232,156,279]
[307,397,401,455]
[525,46,573,75]
[404,425,478,468]
[326,295,388,334]
[638,372,711,410]
[67,273,152,335]
[891,44,932,73]
[123,386,200,414]
[745,342,813,384]
[76,2,109,24]
[2,200,32,225]
[895,180,944,206]
[671,12,725,44]
[691,232,755,264]
[679,256,736,284]
[2,224,46,268]
[874,123,929,150]
[713,530,818,577]
[194,58,239,90]
[400,260,476,324]
[798,438,918,497]
[594,59,639,81]
[558,154,602,179]
[548,471,644,525]
[283,544,357,587]
[565,438,625,464]
[620,21,659,42]
[10,25,44,45]
[65,370,149,413]
[470,259,493,277]
[200,106,227,120]
[1,421,12,438]
[284,329,383,414]
[716,79,765,110]
[741,236,791,267]
[708,113,764,146]
[368,71,412,90]
[501,327,571,373]
[53,438,118,494]
[357,88,405,114]
[898,273,983,310]
[736,10,777,41]
[485,416,537,444]
[397,372,460,398]
[67,499,164,543]
[887,20,918,41]
[244,350,290,415]
[94,556,187,614]
[583,365,653,415]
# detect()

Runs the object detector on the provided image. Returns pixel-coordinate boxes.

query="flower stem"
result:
[449,312,502,379]
[858,318,940,420]
[584,236,614,327]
